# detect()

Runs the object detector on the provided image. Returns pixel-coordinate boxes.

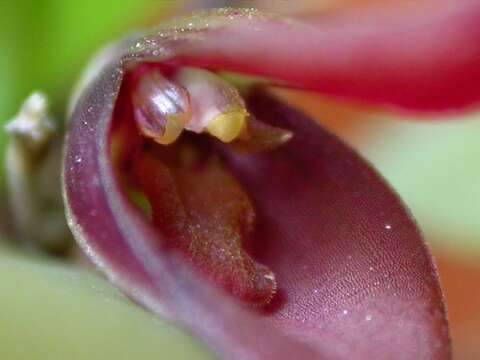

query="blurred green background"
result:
[1,1,479,359]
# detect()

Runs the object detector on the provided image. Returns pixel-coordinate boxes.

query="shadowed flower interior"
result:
[111,63,296,306]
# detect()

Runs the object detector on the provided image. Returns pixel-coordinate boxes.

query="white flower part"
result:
[5,92,55,147]
[175,67,248,143]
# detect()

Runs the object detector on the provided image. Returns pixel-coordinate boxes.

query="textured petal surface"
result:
[64,8,452,360]
[225,90,450,358]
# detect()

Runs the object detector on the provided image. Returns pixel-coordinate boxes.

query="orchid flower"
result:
[63,4,480,359]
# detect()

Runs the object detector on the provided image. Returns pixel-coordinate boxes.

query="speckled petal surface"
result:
[63,8,454,359]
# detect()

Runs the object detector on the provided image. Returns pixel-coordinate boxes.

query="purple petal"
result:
[64,66,449,358]
[172,3,480,111]
[63,10,450,359]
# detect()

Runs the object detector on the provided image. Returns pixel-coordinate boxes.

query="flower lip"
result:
[63,7,458,359]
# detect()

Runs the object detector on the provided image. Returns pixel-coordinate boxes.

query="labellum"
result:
[63,5,480,359]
